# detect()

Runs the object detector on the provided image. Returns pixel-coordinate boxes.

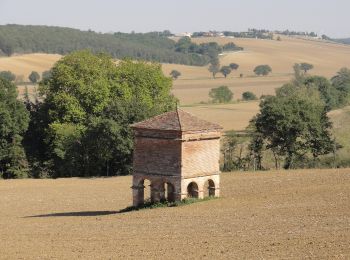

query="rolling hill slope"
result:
[1,35,350,131]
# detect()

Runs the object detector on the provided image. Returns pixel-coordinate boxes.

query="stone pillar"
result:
[132,185,144,207]
[214,188,220,197]
[198,189,204,199]
[159,184,166,201]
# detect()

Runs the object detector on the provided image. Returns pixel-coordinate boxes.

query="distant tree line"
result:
[222,29,273,40]
[0,25,242,66]
[274,30,317,37]
[174,37,242,64]
[192,28,321,40]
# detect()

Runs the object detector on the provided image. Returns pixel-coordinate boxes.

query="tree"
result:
[292,63,304,85]
[254,87,334,169]
[254,65,272,76]
[223,42,243,52]
[242,91,257,100]
[175,37,192,53]
[42,70,52,81]
[304,76,338,109]
[300,63,314,73]
[0,78,30,178]
[229,63,239,71]
[0,71,16,82]
[35,50,176,177]
[208,63,220,78]
[29,71,40,83]
[331,67,350,107]
[170,70,181,80]
[209,86,233,103]
[220,66,232,78]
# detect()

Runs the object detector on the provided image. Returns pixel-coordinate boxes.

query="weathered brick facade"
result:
[131,109,222,206]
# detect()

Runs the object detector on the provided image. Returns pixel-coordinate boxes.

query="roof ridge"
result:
[130,108,223,131]
[176,107,182,131]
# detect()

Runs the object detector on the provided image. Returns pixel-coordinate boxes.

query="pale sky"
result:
[0,0,349,38]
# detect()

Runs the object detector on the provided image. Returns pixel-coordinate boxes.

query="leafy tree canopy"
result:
[29,71,40,83]
[33,50,176,178]
[300,62,314,73]
[0,71,16,82]
[229,63,239,70]
[209,85,233,103]
[331,67,350,106]
[208,63,220,78]
[254,65,272,76]
[0,78,29,178]
[254,86,334,169]
[220,66,232,78]
[170,70,181,79]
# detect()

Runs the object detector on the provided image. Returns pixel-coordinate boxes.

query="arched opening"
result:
[204,179,215,197]
[187,182,199,198]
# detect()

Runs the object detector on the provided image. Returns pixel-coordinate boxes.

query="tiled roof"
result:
[131,109,223,132]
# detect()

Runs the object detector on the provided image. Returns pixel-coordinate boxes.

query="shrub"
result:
[209,85,233,103]
[242,91,258,100]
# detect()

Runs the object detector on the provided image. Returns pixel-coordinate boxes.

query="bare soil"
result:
[1,169,349,259]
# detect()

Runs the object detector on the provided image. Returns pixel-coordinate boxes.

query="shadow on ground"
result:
[24,211,120,217]
[24,198,217,218]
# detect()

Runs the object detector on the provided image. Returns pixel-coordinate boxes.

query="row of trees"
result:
[0,70,48,84]
[0,50,177,179]
[222,65,350,171]
[208,62,315,78]
[209,86,257,103]
[208,62,240,78]
[208,63,271,78]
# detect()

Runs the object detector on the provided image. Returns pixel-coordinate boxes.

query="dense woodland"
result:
[0,25,242,66]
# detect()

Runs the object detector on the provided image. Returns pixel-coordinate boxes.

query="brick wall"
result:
[133,137,182,176]
[181,138,220,178]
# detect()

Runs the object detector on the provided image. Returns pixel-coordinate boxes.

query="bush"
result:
[242,91,257,100]
[209,86,233,103]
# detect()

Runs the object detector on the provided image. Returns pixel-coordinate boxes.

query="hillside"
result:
[0,25,211,65]
[2,36,350,131]
[334,38,350,45]
[1,169,349,259]
[166,36,350,105]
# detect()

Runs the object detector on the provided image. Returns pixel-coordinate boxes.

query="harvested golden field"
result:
[182,101,260,131]
[0,53,61,78]
[190,36,350,77]
[1,169,349,259]
[2,36,350,131]
[164,36,350,105]
[1,36,350,106]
